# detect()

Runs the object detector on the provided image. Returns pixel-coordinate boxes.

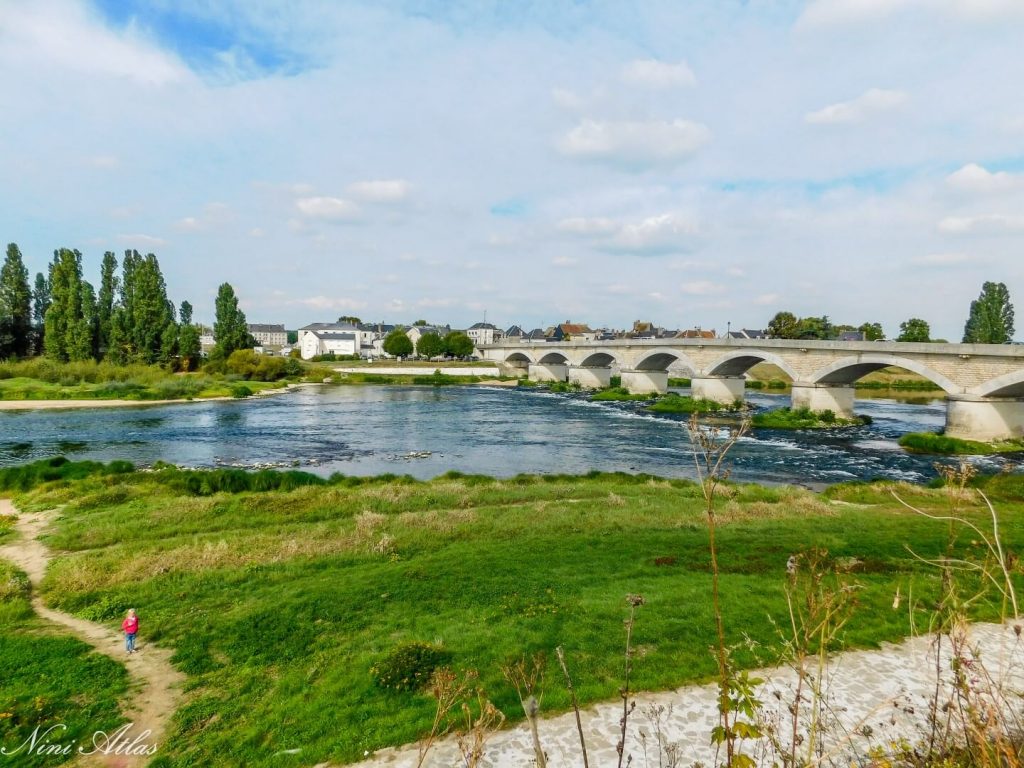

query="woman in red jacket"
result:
[122,609,139,654]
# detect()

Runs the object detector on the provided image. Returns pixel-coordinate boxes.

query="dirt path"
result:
[0,499,184,768]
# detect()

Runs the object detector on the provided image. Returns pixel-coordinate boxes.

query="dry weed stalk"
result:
[501,652,548,768]
[619,593,646,768]
[556,645,591,768]
[416,669,504,768]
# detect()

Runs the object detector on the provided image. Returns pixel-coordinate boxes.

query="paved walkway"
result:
[351,622,1024,768]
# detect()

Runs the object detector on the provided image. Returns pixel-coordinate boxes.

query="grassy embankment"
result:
[0,359,334,402]
[2,459,1022,766]
[0,523,129,768]
[898,432,1024,455]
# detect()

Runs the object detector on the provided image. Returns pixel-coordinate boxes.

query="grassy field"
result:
[899,431,1024,455]
[0,559,130,767]
[2,461,1023,766]
[0,359,334,402]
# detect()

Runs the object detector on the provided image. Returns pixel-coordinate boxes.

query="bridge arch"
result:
[807,355,959,394]
[704,349,799,381]
[537,351,570,365]
[633,351,698,373]
[971,370,1024,398]
[504,351,534,364]
[578,351,619,368]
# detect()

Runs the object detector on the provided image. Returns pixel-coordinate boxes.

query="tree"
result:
[797,315,832,340]
[44,248,92,361]
[858,322,885,341]
[213,283,251,358]
[0,243,32,358]
[963,281,1014,344]
[32,272,49,354]
[178,300,201,371]
[897,318,930,342]
[413,319,428,326]
[97,251,119,356]
[129,253,172,363]
[382,328,413,357]
[767,311,799,339]
[443,331,474,358]
[416,331,445,358]
[337,315,362,325]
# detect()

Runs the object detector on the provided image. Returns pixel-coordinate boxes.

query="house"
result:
[727,328,768,340]
[405,325,450,349]
[247,323,287,347]
[524,328,548,342]
[676,328,717,340]
[297,322,360,359]
[505,325,524,340]
[838,330,865,342]
[466,322,502,346]
[551,322,596,341]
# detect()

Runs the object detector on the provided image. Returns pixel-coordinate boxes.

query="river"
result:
[1,385,1021,486]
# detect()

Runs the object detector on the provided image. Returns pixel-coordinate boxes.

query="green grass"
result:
[0,561,129,766]
[3,460,1020,766]
[751,407,871,429]
[647,394,747,413]
[0,359,302,402]
[591,387,657,402]
[898,431,1024,455]
[334,371,495,386]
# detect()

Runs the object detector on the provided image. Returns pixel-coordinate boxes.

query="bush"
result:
[370,642,453,692]
[230,384,252,398]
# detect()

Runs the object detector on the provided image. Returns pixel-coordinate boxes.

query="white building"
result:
[466,322,502,346]
[248,323,287,347]
[297,323,360,359]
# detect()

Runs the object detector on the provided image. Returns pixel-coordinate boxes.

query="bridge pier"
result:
[498,360,529,378]
[945,395,1024,442]
[791,383,856,419]
[528,363,568,383]
[567,365,612,389]
[690,376,745,404]
[621,368,668,395]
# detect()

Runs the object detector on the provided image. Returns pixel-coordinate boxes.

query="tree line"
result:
[766,282,1015,343]
[382,328,475,359]
[0,243,252,367]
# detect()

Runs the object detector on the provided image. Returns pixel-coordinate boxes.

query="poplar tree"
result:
[32,272,49,355]
[130,253,172,363]
[0,243,32,358]
[213,282,251,358]
[963,281,1015,344]
[178,300,201,371]
[97,251,119,356]
[44,248,91,361]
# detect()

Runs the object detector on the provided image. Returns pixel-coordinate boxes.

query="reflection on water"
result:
[0,385,1020,486]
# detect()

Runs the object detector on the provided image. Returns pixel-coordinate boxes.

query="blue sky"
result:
[1,0,1023,340]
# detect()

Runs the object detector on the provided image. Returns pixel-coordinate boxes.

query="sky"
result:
[1,0,1023,340]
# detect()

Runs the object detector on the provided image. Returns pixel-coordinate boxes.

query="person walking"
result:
[122,609,139,654]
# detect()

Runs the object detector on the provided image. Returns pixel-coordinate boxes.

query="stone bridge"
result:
[479,338,1024,441]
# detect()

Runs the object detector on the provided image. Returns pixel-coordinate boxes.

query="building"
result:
[676,328,717,339]
[297,322,360,359]
[466,322,502,346]
[405,324,451,349]
[551,322,595,341]
[248,323,287,347]
[505,325,524,340]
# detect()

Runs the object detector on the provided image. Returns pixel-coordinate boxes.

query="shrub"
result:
[370,642,453,692]
[230,384,252,398]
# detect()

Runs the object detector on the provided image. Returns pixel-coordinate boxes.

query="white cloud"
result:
[620,59,696,89]
[679,280,724,296]
[346,179,412,203]
[295,296,368,311]
[557,217,617,236]
[175,202,232,232]
[0,1,189,85]
[946,163,1021,193]
[295,196,361,220]
[910,252,977,265]
[753,293,780,305]
[116,233,167,248]
[559,213,700,255]
[937,214,1024,234]
[799,0,1024,27]
[805,89,907,125]
[557,119,711,169]
[551,87,585,110]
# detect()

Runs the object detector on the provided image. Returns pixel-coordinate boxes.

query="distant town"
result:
[229,320,790,360]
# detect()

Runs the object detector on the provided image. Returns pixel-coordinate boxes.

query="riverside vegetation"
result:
[1,457,1023,766]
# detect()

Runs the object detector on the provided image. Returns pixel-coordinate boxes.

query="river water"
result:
[0,385,1021,486]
